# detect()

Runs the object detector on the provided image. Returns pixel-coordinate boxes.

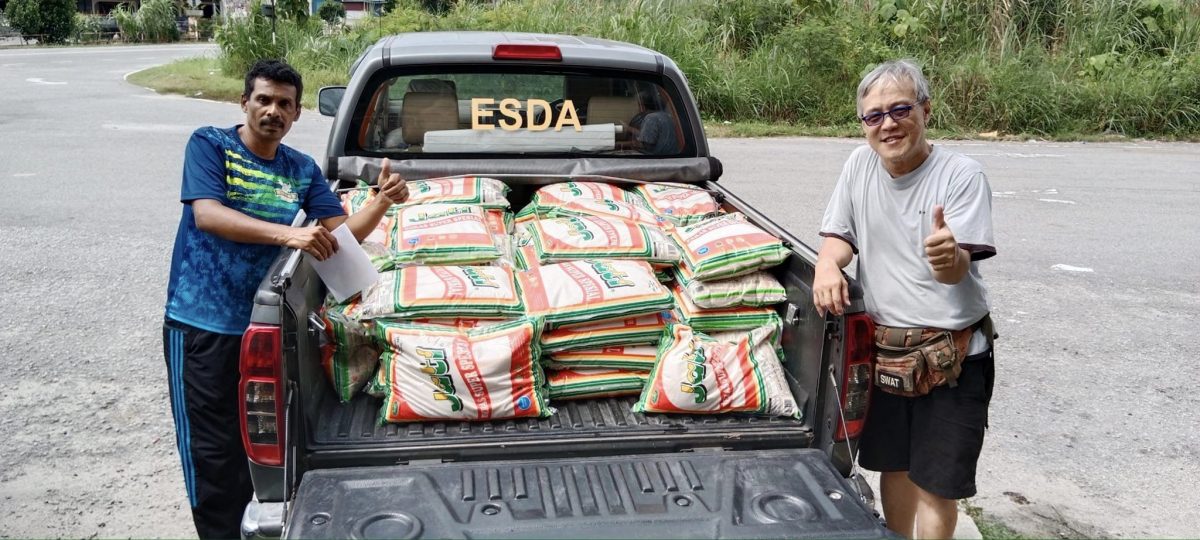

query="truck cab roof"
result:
[364,31,668,72]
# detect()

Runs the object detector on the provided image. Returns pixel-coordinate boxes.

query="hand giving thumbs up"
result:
[924,205,960,272]
[375,158,409,205]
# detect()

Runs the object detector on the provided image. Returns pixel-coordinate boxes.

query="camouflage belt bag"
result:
[872,323,974,398]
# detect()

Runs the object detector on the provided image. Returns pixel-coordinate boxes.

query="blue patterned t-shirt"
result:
[165,126,346,335]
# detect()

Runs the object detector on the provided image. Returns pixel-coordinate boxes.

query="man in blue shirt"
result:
[163,59,408,538]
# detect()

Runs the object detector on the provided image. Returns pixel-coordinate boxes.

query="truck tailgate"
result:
[285,448,891,539]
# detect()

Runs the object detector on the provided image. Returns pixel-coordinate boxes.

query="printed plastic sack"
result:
[633,324,799,418]
[361,241,395,272]
[359,266,524,320]
[541,312,672,353]
[675,262,786,309]
[484,209,516,268]
[339,182,377,215]
[709,322,786,362]
[338,183,394,247]
[515,181,632,223]
[484,209,513,235]
[547,368,648,400]
[671,283,782,332]
[518,260,674,326]
[373,318,550,422]
[546,199,665,227]
[321,304,381,402]
[526,216,681,265]
[512,243,541,272]
[407,318,511,329]
[546,345,658,371]
[386,204,500,265]
[399,176,511,208]
[673,213,789,281]
[631,183,720,225]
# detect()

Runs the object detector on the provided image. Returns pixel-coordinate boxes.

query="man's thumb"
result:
[932,205,947,231]
[378,158,391,182]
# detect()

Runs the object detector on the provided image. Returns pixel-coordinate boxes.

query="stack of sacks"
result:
[665,211,790,358]
[512,182,675,401]
[326,176,546,423]
[541,315,671,401]
[338,177,513,271]
[521,181,782,404]
[517,257,675,401]
[322,177,798,422]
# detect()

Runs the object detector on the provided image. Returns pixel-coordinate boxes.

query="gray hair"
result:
[856,59,930,115]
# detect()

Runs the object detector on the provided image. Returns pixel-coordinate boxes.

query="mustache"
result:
[261,118,285,128]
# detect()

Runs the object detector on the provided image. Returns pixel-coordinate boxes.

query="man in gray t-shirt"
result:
[814,60,997,539]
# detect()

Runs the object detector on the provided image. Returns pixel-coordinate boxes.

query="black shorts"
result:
[858,347,995,500]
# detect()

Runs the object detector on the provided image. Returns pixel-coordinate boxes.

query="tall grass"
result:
[215,0,1200,138]
[113,0,180,43]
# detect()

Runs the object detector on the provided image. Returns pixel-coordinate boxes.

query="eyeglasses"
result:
[859,100,925,127]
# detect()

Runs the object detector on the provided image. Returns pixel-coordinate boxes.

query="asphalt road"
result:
[1,44,1197,539]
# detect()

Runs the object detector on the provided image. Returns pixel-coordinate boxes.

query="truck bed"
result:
[283,177,834,470]
[306,388,811,468]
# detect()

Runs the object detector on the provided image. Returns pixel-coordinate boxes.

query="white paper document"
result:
[309,224,380,303]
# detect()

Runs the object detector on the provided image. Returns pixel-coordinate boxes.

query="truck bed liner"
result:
[309,392,810,457]
[287,448,889,539]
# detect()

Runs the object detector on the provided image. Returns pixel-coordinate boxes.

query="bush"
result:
[197,17,216,39]
[113,0,180,43]
[318,0,346,25]
[278,0,310,23]
[72,13,102,42]
[5,0,76,43]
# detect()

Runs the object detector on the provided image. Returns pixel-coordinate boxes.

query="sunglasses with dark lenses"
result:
[859,102,920,127]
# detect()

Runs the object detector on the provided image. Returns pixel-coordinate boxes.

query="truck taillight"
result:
[240,324,284,466]
[492,43,562,61]
[836,313,874,441]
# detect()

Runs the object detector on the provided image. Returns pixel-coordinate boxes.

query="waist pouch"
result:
[872,323,974,398]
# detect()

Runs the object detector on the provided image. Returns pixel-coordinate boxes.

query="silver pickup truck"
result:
[238,31,886,539]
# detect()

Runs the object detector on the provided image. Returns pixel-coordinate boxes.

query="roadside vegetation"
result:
[137,0,1200,140]
[962,500,1034,540]
[3,0,210,44]
[3,0,75,43]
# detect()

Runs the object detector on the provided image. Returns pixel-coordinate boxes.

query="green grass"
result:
[127,56,244,103]
[962,500,1033,540]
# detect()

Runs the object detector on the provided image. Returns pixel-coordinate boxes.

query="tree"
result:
[5,0,75,43]
[277,0,309,23]
[317,0,345,25]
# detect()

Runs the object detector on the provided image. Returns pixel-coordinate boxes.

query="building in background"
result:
[311,0,383,20]
[73,0,218,16]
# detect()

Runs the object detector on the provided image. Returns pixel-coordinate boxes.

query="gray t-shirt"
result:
[820,145,995,353]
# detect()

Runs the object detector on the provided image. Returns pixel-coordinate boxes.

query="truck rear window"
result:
[353,71,690,157]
